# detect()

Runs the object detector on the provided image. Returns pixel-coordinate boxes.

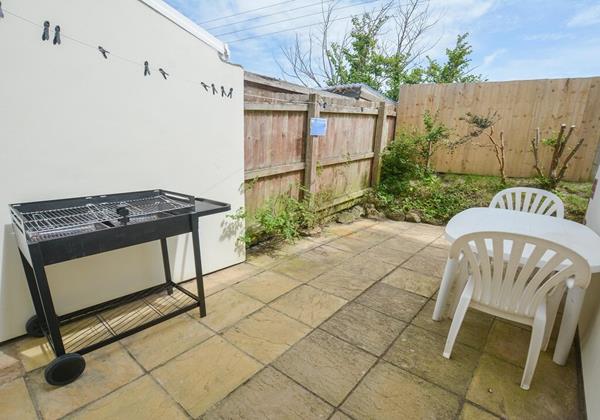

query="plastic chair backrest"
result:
[449,231,590,318]
[490,187,564,218]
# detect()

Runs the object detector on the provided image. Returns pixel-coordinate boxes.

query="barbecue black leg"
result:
[29,246,65,356]
[190,216,206,317]
[160,238,173,295]
[19,251,46,331]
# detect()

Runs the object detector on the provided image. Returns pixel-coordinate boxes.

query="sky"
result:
[164,0,600,84]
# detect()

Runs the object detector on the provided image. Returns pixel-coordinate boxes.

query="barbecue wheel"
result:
[25,315,45,338]
[44,354,86,386]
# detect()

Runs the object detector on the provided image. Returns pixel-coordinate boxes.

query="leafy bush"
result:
[419,110,451,169]
[230,193,318,247]
[379,130,429,195]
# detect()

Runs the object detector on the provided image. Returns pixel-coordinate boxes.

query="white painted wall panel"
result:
[0,0,245,341]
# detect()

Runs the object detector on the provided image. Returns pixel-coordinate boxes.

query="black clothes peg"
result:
[200,82,209,91]
[53,25,61,45]
[221,86,227,97]
[211,83,217,95]
[42,21,50,41]
[144,61,150,76]
[0,2,5,19]
[227,88,233,98]
[98,46,109,59]
[159,68,169,80]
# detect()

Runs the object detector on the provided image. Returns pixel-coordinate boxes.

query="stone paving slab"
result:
[0,378,37,420]
[336,253,397,281]
[382,267,441,298]
[383,325,481,395]
[309,268,379,300]
[64,375,187,420]
[459,402,501,420]
[355,283,427,322]
[28,343,144,420]
[270,285,347,327]
[358,244,415,266]
[466,353,579,419]
[152,336,261,418]
[120,315,213,370]
[320,302,407,356]
[412,300,494,351]
[273,329,376,406]
[196,288,264,332]
[233,270,301,303]
[341,360,461,420]
[271,254,333,282]
[0,349,23,385]
[402,253,447,277]
[327,236,373,254]
[203,367,333,420]
[223,307,311,364]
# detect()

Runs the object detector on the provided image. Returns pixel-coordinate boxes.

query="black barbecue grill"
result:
[10,189,230,385]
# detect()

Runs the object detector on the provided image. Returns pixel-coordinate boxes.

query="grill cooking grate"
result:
[21,195,193,242]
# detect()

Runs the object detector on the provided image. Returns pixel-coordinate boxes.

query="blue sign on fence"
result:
[310,118,328,136]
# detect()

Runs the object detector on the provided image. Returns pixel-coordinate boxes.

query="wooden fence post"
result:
[303,93,321,197]
[370,101,388,187]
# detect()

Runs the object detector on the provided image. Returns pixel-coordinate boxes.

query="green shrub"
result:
[230,193,318,247]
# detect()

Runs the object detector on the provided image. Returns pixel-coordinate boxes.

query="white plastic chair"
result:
[490,187,564,218]
[442,232,590,390]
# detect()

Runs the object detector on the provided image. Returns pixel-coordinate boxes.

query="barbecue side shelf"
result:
[42,282,201,355]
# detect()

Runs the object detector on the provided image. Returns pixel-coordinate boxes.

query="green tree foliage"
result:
[421,33,484,84]
[324,12,484,99]
[326,10,390,89]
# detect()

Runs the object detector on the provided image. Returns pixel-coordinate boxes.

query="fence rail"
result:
[244,92,396,215]
[396,77,600,181]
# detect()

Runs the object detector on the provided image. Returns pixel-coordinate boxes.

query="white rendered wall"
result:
[581,166,600,419]
[580,276,600,420]
[0,0,245,341]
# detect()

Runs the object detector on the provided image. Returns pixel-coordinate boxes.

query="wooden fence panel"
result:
[396,77,600,181]
[244,171,303,215]
[244,110,305,171]
[317,113,377,159]
[316,160,371,200]
[244,94,394,214]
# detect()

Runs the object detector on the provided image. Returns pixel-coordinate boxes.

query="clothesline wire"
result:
[3,8,234,96]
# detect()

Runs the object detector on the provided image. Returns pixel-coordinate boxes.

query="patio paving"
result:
[0,218,584,419]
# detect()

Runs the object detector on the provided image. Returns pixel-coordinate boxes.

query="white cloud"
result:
[567,4,600,27]
[482,48,507,67]
[523,32,573,41]
[405,0,496,60]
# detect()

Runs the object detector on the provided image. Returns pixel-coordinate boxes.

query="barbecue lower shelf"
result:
[43,282,200,355]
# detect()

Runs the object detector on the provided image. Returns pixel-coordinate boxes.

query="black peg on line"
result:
[159,68,169,80]
[200,82,209,91]
[42,21,50,41]
[221,86,227,97]
[211,83,217,95]
[53,25,61,45]
[0,2,5,19]
[144,61,150,76]
[98,46,109,59]
[227,88,233,98]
